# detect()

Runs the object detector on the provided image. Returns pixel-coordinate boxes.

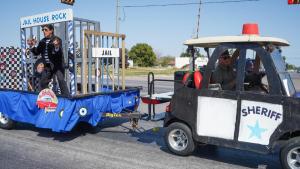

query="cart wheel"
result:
[165,122,195,156]
[280,137,300,169]
[0,112,14,129]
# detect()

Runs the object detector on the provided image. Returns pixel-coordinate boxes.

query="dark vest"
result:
[31,35,65,72]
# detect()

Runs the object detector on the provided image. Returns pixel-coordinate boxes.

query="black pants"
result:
[39,68,70,96]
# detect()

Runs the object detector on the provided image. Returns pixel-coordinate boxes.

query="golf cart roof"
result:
[184,35,290,48]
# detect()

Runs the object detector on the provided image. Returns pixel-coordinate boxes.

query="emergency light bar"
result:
[288,0,300,4]
[61,0,75,5]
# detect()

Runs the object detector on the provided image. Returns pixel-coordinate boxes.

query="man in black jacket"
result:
[27,24,70,96]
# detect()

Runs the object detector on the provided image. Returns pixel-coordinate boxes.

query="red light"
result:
[288,0,300,4]
[61,0,75,5]
[242,23,259,35]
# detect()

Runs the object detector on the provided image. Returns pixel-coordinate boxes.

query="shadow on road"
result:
[12,121,282,169]
[12,118,130,142]
[161,143,282,169]
[195,145,282,169]
[129,124,282,169]
[129,127,165,147]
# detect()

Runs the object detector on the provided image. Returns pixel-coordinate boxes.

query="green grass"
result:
[76,66,179,77]
[125,67,179,76]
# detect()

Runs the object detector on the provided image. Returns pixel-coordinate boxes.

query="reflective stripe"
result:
[68,21,75,95]
[21,29,28,91]
[44,39,50,63]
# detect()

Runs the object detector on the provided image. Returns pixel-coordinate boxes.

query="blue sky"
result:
[1,0,300,65]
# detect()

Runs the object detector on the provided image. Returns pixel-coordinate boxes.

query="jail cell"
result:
[20,17,100,95]
[79,31,126,94]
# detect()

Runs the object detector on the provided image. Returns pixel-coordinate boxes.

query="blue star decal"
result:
[247,120,267,139]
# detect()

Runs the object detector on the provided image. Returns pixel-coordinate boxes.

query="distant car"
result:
[164,24,300,169]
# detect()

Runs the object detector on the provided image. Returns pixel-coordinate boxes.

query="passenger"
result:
[244,56,268,93]
[27,24,70,96]
[212,50,238,90]
[244,59,255,84]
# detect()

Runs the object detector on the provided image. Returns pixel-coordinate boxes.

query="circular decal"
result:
[0,63,6,71]
[78,107,88,117]
[0,53,6,59]
[9,48,15,55]
[10,70,17,77]
[36,89,58,112]
[59,109,64,118]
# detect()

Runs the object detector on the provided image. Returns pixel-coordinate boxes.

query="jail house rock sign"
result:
[20,9,73,29]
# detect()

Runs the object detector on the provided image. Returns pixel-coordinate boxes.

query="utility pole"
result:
[115,0,120,35]
[195,0,202,38]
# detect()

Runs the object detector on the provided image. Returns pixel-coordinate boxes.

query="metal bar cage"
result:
[82,30,126,94]
[19,17,127,96]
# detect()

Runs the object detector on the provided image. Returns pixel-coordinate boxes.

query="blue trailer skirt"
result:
[0,88,140,132]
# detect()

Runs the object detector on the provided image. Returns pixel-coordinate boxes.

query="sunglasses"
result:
[42,28,50,32]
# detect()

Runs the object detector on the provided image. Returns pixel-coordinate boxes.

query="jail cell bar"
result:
[74,18,100,95]
[83,30,126,94]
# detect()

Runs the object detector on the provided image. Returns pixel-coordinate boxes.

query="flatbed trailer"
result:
[0,88,140,132]
[0,9,141,132]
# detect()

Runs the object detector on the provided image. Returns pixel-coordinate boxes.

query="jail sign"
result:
[238,100,283,145]
[20,9,73,28]
[92,48,120,58]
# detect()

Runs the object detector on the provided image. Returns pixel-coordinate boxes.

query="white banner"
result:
[197,96,237,140]
[92,48,120,58]
[20,9,73,28]
[238,100,283,145]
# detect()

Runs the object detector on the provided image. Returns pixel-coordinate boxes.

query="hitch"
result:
[102,111,142,129]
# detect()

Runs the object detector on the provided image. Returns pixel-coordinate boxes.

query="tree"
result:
[282,56,297,70]
[158,56,175,67]
[128,43,156,67]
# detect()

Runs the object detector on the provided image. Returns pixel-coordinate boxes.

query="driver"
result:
[211,50,238,90]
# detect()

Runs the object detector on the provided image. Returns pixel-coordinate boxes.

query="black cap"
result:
[42,24,54,30]
[221,50,230,56]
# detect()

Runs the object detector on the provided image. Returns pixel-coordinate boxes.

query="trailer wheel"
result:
[165,122,195,156]
[280,137,300,169]
[0,112,14,129]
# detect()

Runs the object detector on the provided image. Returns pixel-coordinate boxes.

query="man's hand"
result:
[27,38,37,47]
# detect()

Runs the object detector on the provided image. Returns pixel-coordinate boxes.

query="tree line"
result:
[128,43,299,70]
[128,43,203,67]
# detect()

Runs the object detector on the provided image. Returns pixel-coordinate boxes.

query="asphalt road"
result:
[1,73,300,169]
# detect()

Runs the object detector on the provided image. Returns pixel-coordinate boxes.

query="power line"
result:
[120,0,260,8]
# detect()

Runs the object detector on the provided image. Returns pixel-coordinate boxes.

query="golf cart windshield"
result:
[271,49,296,96]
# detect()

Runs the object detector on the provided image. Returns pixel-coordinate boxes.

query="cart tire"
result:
[0,112,14,130]
[165,122,195,156]
[280,137,300,169]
